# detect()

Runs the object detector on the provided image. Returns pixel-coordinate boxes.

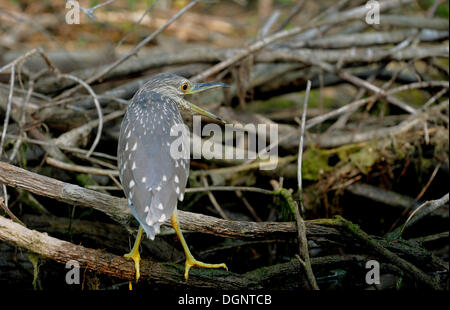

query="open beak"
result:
[187,82,230,94]
[186,82,229,124]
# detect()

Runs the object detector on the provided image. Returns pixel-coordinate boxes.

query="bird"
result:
[117,73,228,282]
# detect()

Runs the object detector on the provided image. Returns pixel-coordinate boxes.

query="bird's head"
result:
[143,73,229,124]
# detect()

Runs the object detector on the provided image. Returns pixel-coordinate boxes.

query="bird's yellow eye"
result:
[180,82,189,92]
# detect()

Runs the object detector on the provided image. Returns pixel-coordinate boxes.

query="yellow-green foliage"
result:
[348,145,378,174]
[302,143,380,180]
[306,89,336,109]
[302,146,333,181]
[76,173,97,186]
[28,252,40,290]
[248,97,295,114]
[395,88,429,108]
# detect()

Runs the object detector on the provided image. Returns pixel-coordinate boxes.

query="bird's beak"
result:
[186,82,230,124]
[188,102,226,124]
[187,82,230,94]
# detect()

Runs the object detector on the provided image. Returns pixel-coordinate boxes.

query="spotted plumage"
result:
[118,74,190,240]
[118,73,229,281]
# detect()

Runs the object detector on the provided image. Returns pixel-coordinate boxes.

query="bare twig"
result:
[55,0,199,100]
[113,0,159,50]
[201,175,230,220]
[9,80,34,162]
[0,65,15,158]
[401,193,449,235]
[260,10,281,37]
[3,133,118,161]
[297,81,310,193]
[295,80,319,290]
[0,161,445,288]
[185,186,273,195]
[346,183,415,209]
[274,0,305,32]
[415,163,442,202]
[45,157,119,177]
[0,160,297,238]
[380,14,449,30]
[321,217,442,289]
[57,73,103,157]
[0,214,322,289]
[67,0,116,21]
[52,110,124,151]
[337,71,416,114]
[235,190,263,222]
[0,196,24,225]
[192,0,416,82]
[306,81,449,129]
[423,87,449,109]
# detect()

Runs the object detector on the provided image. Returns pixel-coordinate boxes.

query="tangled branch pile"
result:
[0,0,448,290]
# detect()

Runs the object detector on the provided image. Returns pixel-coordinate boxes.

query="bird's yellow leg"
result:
[171,209,227,281]
[124,225,144,282]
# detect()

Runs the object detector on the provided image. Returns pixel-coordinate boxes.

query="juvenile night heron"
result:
[118,73,228,282]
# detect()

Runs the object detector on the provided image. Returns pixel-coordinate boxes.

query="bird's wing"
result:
[118,91,189,239]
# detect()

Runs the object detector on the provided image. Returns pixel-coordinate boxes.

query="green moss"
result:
[302,142,381,180]
[76,173,97,187]
[334,144,363,161]
[348,145,378,174]
[392,137,407,160]
[274,188,297,220]
[248,97,295,114]
[306,89,336,109]
[394,88,428,108]
[302,147,333,181]
[27,253,40,290]
[335,216,362,234]
[20,143,28,167]
[434,58,449,70]
[420,157,433,171]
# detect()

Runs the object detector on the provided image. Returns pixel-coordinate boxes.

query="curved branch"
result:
[0,215,286,289]
[0,161,317,239]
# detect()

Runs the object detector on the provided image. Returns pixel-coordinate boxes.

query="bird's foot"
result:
[184,255,227,281]
[124,247,141,282]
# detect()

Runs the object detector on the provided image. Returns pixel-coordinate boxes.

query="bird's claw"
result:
[184,256,228,281]
[124,249,141,282]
